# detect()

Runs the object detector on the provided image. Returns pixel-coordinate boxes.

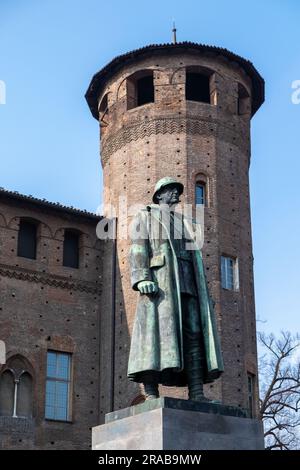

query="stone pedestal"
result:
[92,397,264,450]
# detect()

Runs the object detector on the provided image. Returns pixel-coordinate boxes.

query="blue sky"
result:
[0,0,299,335]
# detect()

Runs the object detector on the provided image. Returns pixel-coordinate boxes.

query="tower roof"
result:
[85,42,265,119]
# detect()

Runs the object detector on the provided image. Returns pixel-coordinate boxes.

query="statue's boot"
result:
[185,337,210,402]
[143,382,159,400]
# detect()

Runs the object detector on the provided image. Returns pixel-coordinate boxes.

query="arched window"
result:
[0,356,33,418]
[186,67,214,104]
[0,370,14,416]
[238,83,251,116]
[17,372,33,417]
[99,93,109,127]
[127,70,154,110]
[63,229,80,269]
[17,218,38,259]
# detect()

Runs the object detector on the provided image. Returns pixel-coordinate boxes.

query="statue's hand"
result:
[137,281,158,295]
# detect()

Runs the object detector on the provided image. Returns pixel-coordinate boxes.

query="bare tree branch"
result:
[258,331,300,450]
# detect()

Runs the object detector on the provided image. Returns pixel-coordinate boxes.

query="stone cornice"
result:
[0,263,101,295]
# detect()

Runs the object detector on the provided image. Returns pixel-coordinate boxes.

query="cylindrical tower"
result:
[86,42,264,419]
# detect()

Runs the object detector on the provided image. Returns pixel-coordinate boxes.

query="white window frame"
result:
[45,351,72,422]
[195,182,206,206]
[0,368,32,418]
[221,255,239,291]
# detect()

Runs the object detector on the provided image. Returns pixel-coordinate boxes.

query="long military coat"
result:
[127,205,224,386]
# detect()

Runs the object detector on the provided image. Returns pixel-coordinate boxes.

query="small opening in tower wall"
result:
[63,229,80,269]
[127,70,154,110]
[99,93,109,126]
[137,75,154,106]
[238,83,251,115]
[186,70,211,104]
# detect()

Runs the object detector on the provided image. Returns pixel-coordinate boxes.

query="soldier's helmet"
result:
[152,177,184,204]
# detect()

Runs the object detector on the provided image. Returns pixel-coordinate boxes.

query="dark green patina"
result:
[128,178,224,401]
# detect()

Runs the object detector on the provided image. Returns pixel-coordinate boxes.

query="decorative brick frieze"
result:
[0,263,101,294]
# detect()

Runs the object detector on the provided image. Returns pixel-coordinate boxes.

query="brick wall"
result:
[95,49,261,417]
[0,195,102,449]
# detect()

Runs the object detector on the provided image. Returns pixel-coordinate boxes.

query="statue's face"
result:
[156,184,181,206]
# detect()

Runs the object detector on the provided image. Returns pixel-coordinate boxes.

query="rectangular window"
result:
[137,75,154,107]
[45,351,71,421]
[195,183,205,206]
[127,71,154,110]
[238,83,251,115]
[247,373,255,418]
[221,255,238,290]
[186,72,210,103]
[63,230,79,269]
[17,220,37,259]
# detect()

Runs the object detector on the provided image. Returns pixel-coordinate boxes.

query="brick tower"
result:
[86,42,264,420]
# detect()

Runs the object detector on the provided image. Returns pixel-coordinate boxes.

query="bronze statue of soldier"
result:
[128,177,224,401]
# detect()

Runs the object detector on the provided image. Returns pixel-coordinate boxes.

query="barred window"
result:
[45,351,71,421]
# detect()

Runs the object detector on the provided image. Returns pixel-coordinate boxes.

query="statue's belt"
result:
[151,250,193,262]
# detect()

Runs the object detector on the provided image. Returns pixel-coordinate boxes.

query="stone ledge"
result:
[93,402,264,450]
[0,416,34,435]
[105,397,248,424]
